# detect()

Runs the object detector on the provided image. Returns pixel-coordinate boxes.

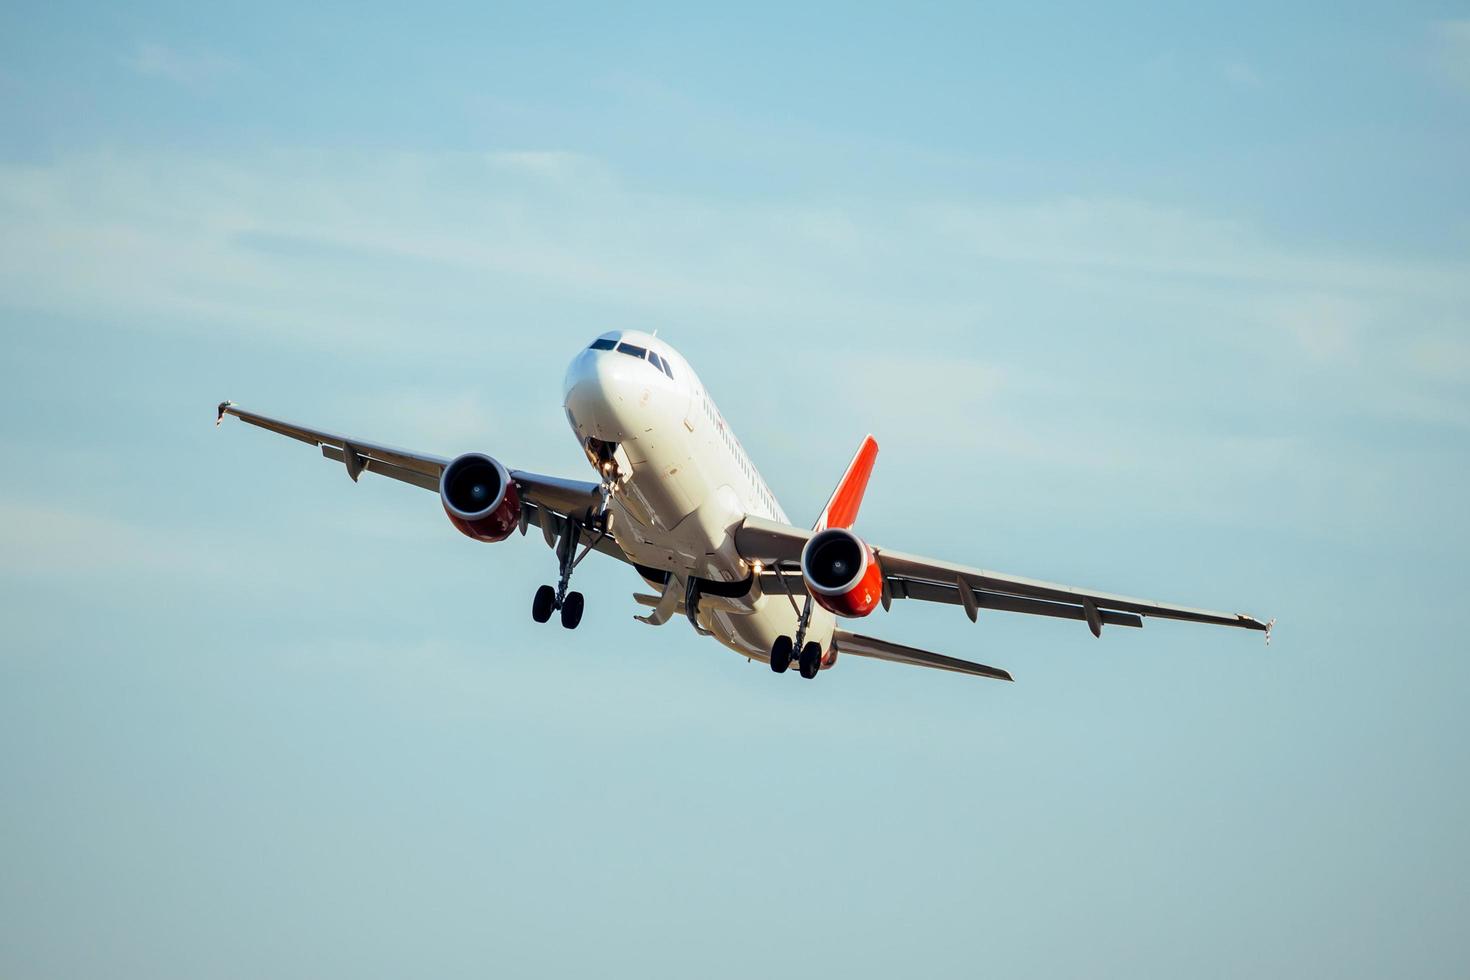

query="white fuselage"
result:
[562,331,836,662]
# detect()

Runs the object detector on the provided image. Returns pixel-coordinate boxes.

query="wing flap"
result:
[833,631,1013,681]
[320,445,440,492]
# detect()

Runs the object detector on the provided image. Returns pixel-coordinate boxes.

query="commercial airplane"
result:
[217,330,1272,682]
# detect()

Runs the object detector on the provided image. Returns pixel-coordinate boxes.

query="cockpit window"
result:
[616,342,648,359]
[655,355,674,380]
[589,338,616,351]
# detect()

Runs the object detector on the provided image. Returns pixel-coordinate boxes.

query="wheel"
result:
[769,635,792,674]
[798,642,822,679]
[560,591,584,630]
[532,585,555,623]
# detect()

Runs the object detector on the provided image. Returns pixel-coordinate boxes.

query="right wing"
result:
[216,401,627,560]
[739,515,1271,638]
[832,630,1013,681]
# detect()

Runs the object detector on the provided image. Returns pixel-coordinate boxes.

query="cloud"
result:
[483,150,606,183]
[1432,20,1470,91]
[2,151,1459,342]
[1261,293,1368,365]
[0,148,1465,465]
[1222,61,1264,90]
[121,42,238,87]
[1405,334,1470,382]
[0,146,1463,558]
[0,497,219,577]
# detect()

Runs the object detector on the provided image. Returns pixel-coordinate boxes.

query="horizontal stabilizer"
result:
[833,630,1013,681]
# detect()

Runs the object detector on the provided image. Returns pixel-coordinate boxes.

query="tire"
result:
[798,642,822,679]
[769,635,792,674]
[560,591,585,630]
[532,585,555,623]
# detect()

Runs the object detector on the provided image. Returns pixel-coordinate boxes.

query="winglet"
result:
[216,400,233,427]
[1264,617,1276,646]
[814,434,879,531]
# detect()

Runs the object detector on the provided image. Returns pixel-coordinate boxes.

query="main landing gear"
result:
[769,635,823,679]
[532,584,582,629]
[531,513,603,630]
[769,589,822,679]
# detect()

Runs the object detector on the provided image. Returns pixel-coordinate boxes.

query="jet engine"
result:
[800,527,883,617]
[440,452,522,542]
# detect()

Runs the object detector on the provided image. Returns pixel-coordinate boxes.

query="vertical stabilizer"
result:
[814,435,879,531]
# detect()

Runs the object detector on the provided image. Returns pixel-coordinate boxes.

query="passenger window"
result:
[589,338,616,351]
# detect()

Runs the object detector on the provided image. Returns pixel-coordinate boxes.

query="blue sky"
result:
[2,2,1468,977]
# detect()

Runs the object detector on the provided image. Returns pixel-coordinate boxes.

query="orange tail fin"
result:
[814,435,879,531]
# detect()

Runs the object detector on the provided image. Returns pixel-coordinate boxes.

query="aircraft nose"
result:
[562,348,599,407]
[563,347,640,442]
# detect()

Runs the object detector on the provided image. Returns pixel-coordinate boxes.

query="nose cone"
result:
[563,347,645,442]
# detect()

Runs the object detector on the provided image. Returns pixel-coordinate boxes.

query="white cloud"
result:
[1261,293,1368,365]
[1222,61,1264,90]
[122,42,239,87]
[0,148,1465,467]
[1433,20,1470,91]
[0,146,1463,561]
[0,498,220,577]
[1405,333,1470,382]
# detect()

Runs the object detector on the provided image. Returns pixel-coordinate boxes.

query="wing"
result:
[833,630,1013,681]
[216,401,624,558]
[738,515,1272,639]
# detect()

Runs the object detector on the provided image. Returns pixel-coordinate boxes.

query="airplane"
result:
[216,329,1273,683]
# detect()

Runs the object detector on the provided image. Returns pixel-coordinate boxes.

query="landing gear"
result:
[560,591,584,630]
[798,642,822,679]
[532,584,555,623]
[768,636,823,678]
[531,512,606,630]
[770,589,823,678]
[769,635,792,673]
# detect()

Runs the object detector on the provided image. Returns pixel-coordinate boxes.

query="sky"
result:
[1,2,1468,977]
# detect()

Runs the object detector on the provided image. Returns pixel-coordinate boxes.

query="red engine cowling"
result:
[440,452,521,543]
[800,527,883,617]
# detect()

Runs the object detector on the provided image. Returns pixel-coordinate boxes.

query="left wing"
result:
[738,515,1272,639]
[216,401,622,556]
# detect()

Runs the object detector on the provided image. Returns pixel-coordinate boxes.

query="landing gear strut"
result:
[769,589,823,679]
[531,513,604,630]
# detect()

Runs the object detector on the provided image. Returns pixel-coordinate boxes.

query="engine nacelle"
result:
[800,527,883,618]
[440,452,521,543]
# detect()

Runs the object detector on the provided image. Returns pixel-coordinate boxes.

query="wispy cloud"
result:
[1222,60,1264,90]
[1431,20,1470,91]
[0,497,218,577]
[0,148,1465,484]
[121,42,238,87]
